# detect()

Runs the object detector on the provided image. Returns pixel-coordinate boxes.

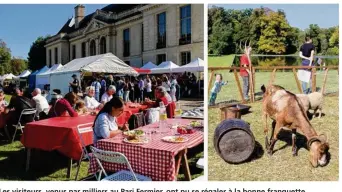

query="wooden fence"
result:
[208,66,339,103]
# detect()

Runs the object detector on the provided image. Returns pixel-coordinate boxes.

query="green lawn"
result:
[208,55,235,67]
[208,70,339,181]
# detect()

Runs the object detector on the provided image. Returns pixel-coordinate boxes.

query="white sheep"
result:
[296,92,324,118]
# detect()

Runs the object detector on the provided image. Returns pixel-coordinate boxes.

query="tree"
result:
[28,35,50,71]
[327,27,339,55]
[0,39,12,74]
[258,10,291,54]
[10,57,28,75]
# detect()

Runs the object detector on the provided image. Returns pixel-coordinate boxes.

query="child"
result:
[209,74,228,105]
[75,100,88,115]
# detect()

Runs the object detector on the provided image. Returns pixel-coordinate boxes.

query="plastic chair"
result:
[196,158,204,169]
[75,123,96,181]
[12,108,36,142]
[90,146,152,181]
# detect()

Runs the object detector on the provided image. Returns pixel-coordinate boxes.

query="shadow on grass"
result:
[0,149,70,180]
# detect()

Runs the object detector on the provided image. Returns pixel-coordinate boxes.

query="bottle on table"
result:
[159,102,167,128]
[174,102,183,117]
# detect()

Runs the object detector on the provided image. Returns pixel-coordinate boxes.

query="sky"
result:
[0,4,106,58]
[211,4,339,30]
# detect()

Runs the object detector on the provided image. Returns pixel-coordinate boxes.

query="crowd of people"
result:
[74,72,203,103]
[0,71,204,142]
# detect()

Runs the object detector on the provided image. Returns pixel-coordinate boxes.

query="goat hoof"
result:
[267,150,273,156]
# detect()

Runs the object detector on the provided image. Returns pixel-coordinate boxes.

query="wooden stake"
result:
[311,67,317,92]
[208,70,215,96]
[268,68,277,86]
[293,68,303,94]
[234,69,245,103]
[322,68,329,95]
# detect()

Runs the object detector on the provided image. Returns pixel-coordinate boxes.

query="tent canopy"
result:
[173,58,204,73]
[53,53,138,76]
[3,73,17,80]
[50,53,138,95]
[28,66,50,90]
[150,61,179,74]
[133,67,151,74]
[141,62,157,69]
[17,70,31,78]
[36,64,63,90]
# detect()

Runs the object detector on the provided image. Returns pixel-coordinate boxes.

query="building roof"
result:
[56,4,143,36]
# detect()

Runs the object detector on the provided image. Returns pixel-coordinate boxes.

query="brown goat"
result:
[261,84,329,167]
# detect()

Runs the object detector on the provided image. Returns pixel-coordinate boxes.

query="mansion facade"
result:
[45,4,204,67]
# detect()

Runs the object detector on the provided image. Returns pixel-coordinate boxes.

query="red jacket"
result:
[240,54,250,77]
[48,98,78,118]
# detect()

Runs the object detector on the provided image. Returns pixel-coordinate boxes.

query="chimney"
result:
[74,4,85,29]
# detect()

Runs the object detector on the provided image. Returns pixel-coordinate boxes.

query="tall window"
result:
[180,51,191,65]
[49,49,52,65]
[157,54,166,65]
[54,47,58,64]
[82,42,86,57]
[72,45,76,60]
[90,40,96,56]
[100,37,106,54]
[180,5,191,45]
[123,28,130,57]
[157,12,166,49]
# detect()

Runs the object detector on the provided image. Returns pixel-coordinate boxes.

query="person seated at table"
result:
[75,100,88,115]
[0,89,8,107]
[146,86,174,118]
[5,87,36,128]
[84,86,103,110]
[48,92,78,117]
[101,85,116,105]
[93,96,129,143]
[31,88,49,120]
[49,89,63,106]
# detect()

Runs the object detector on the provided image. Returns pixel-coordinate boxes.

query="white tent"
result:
[2,73,17,80]
[16,70,31,78]
[141,61,157,69]
[36,64,63,90]
[173,58,204,73]
[50,53,138,95]
[150,61,180,74]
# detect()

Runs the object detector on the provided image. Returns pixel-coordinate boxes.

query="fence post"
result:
[234,69,245,103]
[208,70,215,96]
[312,67,317,92]
[268,68,277,85]
[252,67,256,102]
[322,68,329,95]
[292,68,303,94]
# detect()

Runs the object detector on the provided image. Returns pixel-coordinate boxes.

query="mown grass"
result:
[208,55,235,67]
[207,66,339,180]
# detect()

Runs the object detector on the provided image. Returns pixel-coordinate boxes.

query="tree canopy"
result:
[0,39,28,75]
[28,35,50,71]
[208,6,339,56]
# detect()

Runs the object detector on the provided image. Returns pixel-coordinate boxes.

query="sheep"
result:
[295,92,324,118]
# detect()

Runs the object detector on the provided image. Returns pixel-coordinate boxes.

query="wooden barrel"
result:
[220,106,241,121]
[214,119,255,164]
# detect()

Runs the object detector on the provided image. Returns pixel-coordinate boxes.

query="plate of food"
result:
[189,120,203,128]
[177,125,195,134]
[123,137,149,144]
[123,130,145,137]
[181,110,204,119]
[162,136,189,143]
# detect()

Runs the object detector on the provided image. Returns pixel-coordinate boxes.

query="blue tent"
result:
[28,66,49,90]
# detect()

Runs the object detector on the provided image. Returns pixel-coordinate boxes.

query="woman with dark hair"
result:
[93,96,128,143]
[48,92,78,117]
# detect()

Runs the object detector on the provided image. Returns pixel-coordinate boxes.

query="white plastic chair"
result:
[90,146,152,181]
[75,123,96,181]
[12,108,36,142]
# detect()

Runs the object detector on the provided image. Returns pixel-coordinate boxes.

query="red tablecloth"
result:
[20,104,149,160]
[21,115,95,160]
[116,104,148,125]
[88,118,203,181]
